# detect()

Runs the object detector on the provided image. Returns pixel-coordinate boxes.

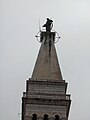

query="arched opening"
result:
[54,115,60,120]
[32,113,37,120]
[43,114,49,120]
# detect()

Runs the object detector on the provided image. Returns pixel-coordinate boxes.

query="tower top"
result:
[22,20,71,120]
[31,20,62,81]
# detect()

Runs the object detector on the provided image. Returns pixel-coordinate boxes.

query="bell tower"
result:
[22,19,71,120]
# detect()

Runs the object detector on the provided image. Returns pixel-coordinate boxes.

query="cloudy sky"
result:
[0,0,90,120]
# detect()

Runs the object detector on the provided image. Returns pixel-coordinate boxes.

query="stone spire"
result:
[31,31,62,81]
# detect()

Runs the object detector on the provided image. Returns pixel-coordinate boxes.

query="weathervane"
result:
[42,18,53,32]
[35,18,61,43]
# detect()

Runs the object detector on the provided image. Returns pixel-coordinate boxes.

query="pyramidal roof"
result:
[31,32,63,81]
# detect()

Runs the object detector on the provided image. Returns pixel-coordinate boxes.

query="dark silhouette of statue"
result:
[43,18,53,32]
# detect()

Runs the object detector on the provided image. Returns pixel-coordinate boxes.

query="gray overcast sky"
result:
[0,0,90,120]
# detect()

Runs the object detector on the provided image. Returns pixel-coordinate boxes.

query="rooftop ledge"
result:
[23,92,71,100]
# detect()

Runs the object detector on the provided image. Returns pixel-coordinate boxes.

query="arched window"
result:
[43,114,49,120]
[54,115,60,120]
[32,113,37,120]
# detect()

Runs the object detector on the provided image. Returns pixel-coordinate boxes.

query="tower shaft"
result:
[22,31,71,120]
